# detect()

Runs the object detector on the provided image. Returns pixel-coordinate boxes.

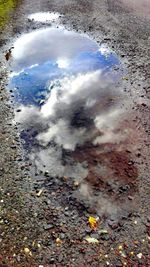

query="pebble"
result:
[137,253,142,259]
[58,254,63,262]
[108,220,118,229]
[116,263,122,267]
[100,234,110,241]
[128,195,134,200]
[43,224,54,230]
[44,171,49,177]
[24,247,31,254]
[60,233,65,239]
[147,217,150,223]
[48,258,55,264]
[91,233,99,240]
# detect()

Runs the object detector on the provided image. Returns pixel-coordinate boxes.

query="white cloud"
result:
[12,28,98,71]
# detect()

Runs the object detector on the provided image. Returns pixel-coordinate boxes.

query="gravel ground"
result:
[0,0,150,266]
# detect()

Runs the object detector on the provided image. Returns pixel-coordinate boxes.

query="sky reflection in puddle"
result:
[10,28,120,106]
[9,27,122,170]
[8,27,134,216]
[28,12,61,23]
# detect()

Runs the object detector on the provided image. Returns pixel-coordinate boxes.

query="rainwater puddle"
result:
[28,12,61,23]
[9,28,120,106]
[9,27,137,217]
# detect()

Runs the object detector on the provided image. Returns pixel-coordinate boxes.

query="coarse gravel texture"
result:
[0,0,150,266]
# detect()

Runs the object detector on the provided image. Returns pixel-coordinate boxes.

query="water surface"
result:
[9,27,133,216]
[10,27,120,106]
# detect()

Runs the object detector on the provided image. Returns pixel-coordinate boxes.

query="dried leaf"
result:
[88,216,98,230]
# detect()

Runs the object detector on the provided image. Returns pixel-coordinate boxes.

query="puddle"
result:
[28,12,61,23]
[10,28,120,106]
[9,27,137,217]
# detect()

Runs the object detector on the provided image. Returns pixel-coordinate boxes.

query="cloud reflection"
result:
[9,27,132,217]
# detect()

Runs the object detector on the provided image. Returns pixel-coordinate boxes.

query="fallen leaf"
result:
[88,216,98,230]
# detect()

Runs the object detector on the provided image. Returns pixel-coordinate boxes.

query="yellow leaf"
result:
[88,216,98,230]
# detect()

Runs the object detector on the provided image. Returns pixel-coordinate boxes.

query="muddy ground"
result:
[0,0,150,266]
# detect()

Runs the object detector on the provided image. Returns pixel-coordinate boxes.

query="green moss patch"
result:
[0,0,17,28]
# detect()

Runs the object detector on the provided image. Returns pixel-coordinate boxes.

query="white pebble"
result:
[137,253,142,259]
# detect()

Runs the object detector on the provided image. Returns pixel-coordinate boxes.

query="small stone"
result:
[58,254,63,262]
[91,233,99,240]
[74,181,79,187]
[24,247,31,254]
[108,220,118,229]
[44,171,49,177]
[45,199,51,205]
[56,238,62,246]
[43,224,54,230]
[60,233,65,239]
[137,253,142,259]
[128,195,133,200]
[48,258,55,264]
[37,189,43,197]
[147,217,150,223]
[116,263,122,267]
[10,145,17,149]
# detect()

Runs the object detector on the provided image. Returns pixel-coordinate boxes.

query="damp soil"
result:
[0,1,150,267]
